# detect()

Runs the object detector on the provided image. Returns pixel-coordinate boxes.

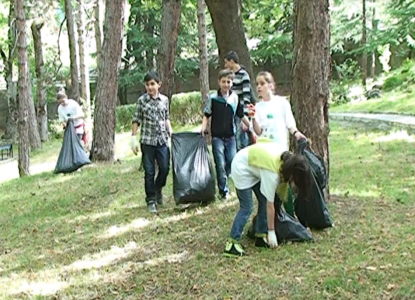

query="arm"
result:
[241,72,252,114]
[165,119,173,136]
[284,99,306,140]
[252,117,262,136]
[131,98,142,154]
[201,115,210,135]
[71,102,85,120]
[201,95,212,135]
[259,169,279,248]
[266,202,275,231]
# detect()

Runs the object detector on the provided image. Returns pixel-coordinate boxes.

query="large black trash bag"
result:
[297,139,327,189]
[54,119,91,174]
[295,139,332,230]
[171,132,216,204]
[247,198,314,243]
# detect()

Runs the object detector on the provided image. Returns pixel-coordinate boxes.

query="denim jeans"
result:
[141,143,170,204]
[234,116,249,151]
[230,183,268,240]
[212,137,236,196]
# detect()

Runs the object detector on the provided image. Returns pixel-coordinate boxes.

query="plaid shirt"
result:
[132,93,170,146]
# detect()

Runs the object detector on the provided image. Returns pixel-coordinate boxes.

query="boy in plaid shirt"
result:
[131,71,173,213]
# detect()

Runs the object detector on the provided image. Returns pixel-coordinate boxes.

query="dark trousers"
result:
[141,143,170,204]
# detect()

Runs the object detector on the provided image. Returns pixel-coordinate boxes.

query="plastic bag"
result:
[247,198,314,243]
[171,132,216,204]
[54,119,91,174]
[297,139,327,189]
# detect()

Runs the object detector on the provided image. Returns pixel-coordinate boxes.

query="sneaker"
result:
[147,203,157,213]
[255,236,270,248]
[220,192,229,200]
[223,240,245,257]
[156,190,163,205]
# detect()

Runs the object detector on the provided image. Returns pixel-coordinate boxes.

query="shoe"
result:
[156,190,163,205]
[220,192,229,200]
[255,236,270,248]
[147,203,157,213]
[223,240,245,257]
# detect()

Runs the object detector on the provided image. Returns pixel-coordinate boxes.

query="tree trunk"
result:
[91,0,126,162]
[77,0,92,146]
[2,3,18,142]
[291,0,330,200]
[65,0,80,102]
[205,0,254,79]
[157,0,182,102]
[15,0,31,176]
[144,15,155,70]
[31,21,48,142]
[94,0,104,75]
[361,0,367,87]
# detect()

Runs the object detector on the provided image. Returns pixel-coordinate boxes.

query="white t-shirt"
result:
[58,99,84,134]
[231,146,280,202]
[255,95,296,151]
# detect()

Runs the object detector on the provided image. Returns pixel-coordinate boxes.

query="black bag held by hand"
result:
[54,119,91,174]
[171,132,216,205]
[295,139,332,229]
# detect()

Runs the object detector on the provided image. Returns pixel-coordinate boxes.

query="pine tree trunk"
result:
[15,0,31,176]
[198,0,209,104]
[77,0,92,146]
[2,3,18,142]
[205,0,254,79]
[94,0,103,75]
[361,0,367,87]
[144,15,155,70]
[91,0,126,162]
[65,0,80,102]
[157,0,182,102]
[31,21,48,142]
[291,0,331,200]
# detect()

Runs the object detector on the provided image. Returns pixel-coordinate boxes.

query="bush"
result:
[49,119,65,139]
[115,91,206,132]
[383,73,406,91]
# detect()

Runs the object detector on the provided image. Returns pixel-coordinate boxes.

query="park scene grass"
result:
[1,121,414,300]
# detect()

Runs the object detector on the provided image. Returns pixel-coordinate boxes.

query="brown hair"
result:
[256,71,275,93]
[280,151,311,198]
[56,92,67,101]
[218,69,234,80]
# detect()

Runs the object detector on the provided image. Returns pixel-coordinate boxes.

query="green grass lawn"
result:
[1,122,415,299]
[331,88,415,115]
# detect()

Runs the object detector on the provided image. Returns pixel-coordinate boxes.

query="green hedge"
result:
[115,91,206,132]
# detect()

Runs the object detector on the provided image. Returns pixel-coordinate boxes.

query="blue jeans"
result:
[230,183,268,240]
[212,137,236,196]
[234,116,249,151]
[141,143,170,204]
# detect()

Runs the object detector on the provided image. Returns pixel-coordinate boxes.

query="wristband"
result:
[293,130,298,136]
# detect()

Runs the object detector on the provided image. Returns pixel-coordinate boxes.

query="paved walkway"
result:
[330,112,415,127]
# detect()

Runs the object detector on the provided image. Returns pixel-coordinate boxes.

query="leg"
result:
[212,137,227,197]
[229,188,254,241]
[141,144,157,205]
[252,183,268,236]
[224,137,236,177]
[155,144,170,204]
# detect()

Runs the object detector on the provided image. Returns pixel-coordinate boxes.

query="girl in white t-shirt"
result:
[250,72,306,150]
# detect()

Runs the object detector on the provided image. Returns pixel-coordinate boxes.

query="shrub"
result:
[115,104,136,132]
[383,74,406,91]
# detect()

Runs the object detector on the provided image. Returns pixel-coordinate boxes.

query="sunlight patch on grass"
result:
[373,130,415,143]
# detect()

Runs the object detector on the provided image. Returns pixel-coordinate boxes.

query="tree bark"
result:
[157,0,182,102]
[291,0,331,200]
[15,0,31,176]
[205,0,254,79]
[77,0,92,145]
[94,0,104,76]
[2,3,18,142]
[31,21,48,142]
[65,0,80,102]
[91,0,126,162]
[144,15,155,70]
[361,0,367,87]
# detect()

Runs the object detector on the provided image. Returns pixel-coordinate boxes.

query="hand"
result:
[247,104,256,118]
[168,128,173,137]
[201,126,207,137]
[131,135,139,155]
[294,131,307,141]
[268,230,278,248]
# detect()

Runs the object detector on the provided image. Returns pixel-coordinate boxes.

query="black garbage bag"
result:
[171,132,216,204]
[54,119,91,174]
[295,139,332,230]
[247,198,313,243]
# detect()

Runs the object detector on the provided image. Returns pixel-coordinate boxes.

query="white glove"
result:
[268,230,278,248]
[131,135,138,155]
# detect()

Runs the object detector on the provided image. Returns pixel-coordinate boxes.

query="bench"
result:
[0,143,13,160]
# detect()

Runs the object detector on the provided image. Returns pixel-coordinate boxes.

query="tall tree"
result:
[1,3,18,141]
[361,0,367,87]
[64,0,80,101]
[94,0,104,75]
[91,0,126,162]
[77,0,92,144]
[197,0,209,104]
[15,0,31,176]
[291,0,330,200]
[205,0,254,78]
[157,0,182,102]
[31,21,48,142]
